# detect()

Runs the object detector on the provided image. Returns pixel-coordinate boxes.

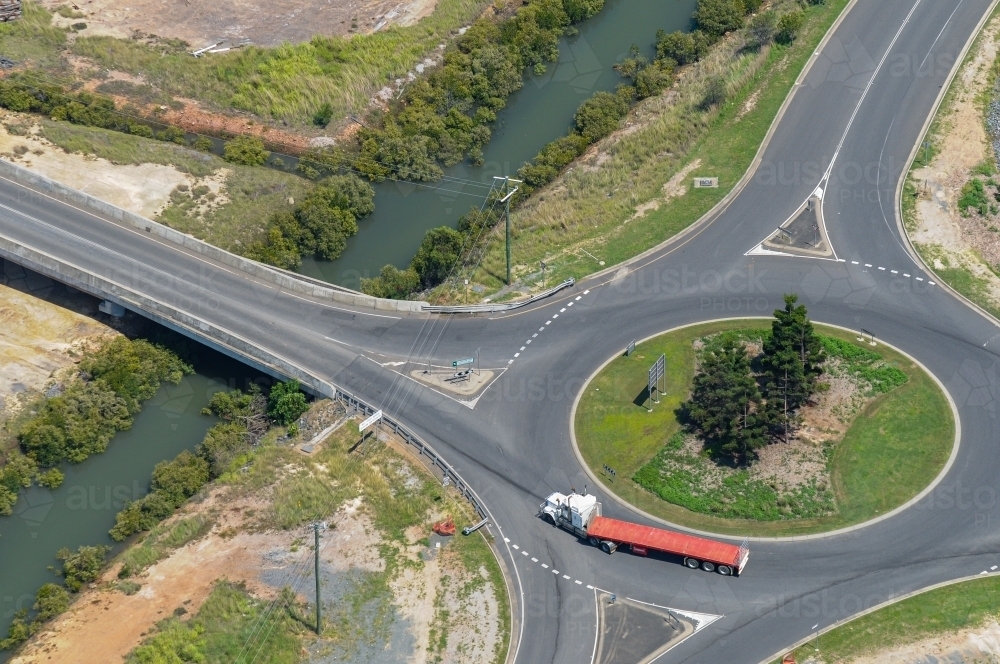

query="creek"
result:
[302,0,699,289]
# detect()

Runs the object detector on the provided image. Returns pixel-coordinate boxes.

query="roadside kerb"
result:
[568,317,961,543]
[757,572,998,664]
[0,159,428,314]
[424,278,575,314]
[894,0,1000,331]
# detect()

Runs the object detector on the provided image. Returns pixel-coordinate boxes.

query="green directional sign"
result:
[453,357,475,367]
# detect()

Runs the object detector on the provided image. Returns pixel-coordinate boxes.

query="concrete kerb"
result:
[756,572,998,664]
[0,159,428,314]
[581,0,861,286]
[894,0,1000,332]
[567,317,962,543]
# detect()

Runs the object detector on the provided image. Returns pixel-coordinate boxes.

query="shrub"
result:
[192,136,214,152]
[151,451,210,506]
[747,10,778,48]
[268,380,309,426]
[574,88,631,142]
[656,29,713,65]
[361,264,422,299]
[562,0,604,22]
[776,10,805,45]
[694,0,746,38]
[959,178,990,216]
[702,75,728,109]
[412,226,464,288]
[57,545,110,592]
[36,468,64,489]
[223,135,269,166]
[518,133,589,188]
[313,102,333,127]
[33,584,70,621]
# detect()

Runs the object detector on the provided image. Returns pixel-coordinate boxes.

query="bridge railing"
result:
[334,388,489,521]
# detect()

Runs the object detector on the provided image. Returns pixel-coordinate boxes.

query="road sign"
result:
[693,177,719,188]
[452,357,475,367]
[626,340,636,356]
[359,410,383,432]
[648,354,665,409]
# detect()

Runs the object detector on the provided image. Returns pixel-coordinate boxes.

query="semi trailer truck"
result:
[538,491,749,576]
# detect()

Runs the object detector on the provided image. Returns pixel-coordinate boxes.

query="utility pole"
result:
[313,522,321,635]
[495,176,522,285]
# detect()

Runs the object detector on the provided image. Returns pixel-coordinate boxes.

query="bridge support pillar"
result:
[98,300,126,317]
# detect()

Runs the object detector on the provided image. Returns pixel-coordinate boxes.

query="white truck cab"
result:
[539,491,601,538]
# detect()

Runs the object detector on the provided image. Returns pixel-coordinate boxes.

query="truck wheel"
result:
[717,565,733,576]
[543,513,555,525]
[684,557,700,569]
[588,537,599,547]
[601,541,616,554]
[701,561,715,573]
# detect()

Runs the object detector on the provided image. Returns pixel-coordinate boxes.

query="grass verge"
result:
[773,576,1000,663]
[574,321,953,537]
[469,0,850,295]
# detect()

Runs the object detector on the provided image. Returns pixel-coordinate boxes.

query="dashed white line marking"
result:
[508,359,513,364]
[992,565,998,571]
[904,273,911,277]
[575,296,582,301]
[514,353,520,358]
[539,327,545,332]
[575,580,583,585]
[541,564,549,569]
[532,333,538,338]
[878,266,886,271]
[512,544,519,550]
[563,575,571,580]
[520,346,525,351]
[552,569,560,574]
[891,270,898,274]
[531,558,538,563]
[587,585,594,589]
[545,321,552,325]
[567,302,574,307]
[552,314,559,319]
[504,538,510,543]
[560,308,566,313]
[865,263,873,268]
[916,277,924,281]
[584,290,590,294]
[852,261,859,264]
[929,281,936,285]
[521,551,529,556]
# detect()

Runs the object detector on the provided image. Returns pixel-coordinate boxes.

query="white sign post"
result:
[359,410,383,432]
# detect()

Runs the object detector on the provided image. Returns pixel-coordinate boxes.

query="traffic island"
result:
[572,318,956,538]
[760,194,834,258]
[409,367,495,396]
[595,594,721,664]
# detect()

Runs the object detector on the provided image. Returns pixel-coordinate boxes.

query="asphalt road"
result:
[2,0,1000,661]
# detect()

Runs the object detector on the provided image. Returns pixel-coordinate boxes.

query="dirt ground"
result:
[801,620,1000,664]
[11,417,504,664]
[0,111,197,218]
[910,13,1000,309]
[0,267,116,420]
[41,0,440,48]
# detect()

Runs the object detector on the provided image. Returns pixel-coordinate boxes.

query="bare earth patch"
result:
[41,0,440,48]
[909,13,1000,308]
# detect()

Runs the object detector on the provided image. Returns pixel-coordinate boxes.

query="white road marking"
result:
[531,558,538,562]
[508,359,514,364]
[584,290,590,294]
[521,551,529,556]
[865,264,872,267]
[575,580,583,585]
[553,570,560,574]
[520,346,525,351]
[512,544,519,550]
[560,308,566,312]
[929,281,936,285]
[541,564,549,569]
[552,314,558,319]
[878,266,885,271]
[852,261,859,264]
[546,321,552,325]
[563,575,571,580]
[891,270,898,274]
[576,296,582,301]
[916,277,924,281]
[904,273,911,277]
[514,353,520,358]
[504,538,510,543]
[567,302,574,306]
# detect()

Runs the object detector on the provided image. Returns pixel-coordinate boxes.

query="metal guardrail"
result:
[335,388,489,521]
[422,278,575,314]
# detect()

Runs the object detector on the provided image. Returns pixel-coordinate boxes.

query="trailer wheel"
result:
[701,561,715,572]
[717,565,733,576]
[588,537,599,547]
[684,557,700,569]
[600,541,616,554]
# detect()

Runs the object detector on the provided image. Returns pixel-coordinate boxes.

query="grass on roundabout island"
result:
[771,576,1000,663]
[574,319,955,537]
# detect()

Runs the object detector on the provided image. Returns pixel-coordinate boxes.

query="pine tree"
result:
[761,294,826,440]
[683,336,767,463]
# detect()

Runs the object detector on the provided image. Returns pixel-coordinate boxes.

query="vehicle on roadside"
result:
[538,491,749,575]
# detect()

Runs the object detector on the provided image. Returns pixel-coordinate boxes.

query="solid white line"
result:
[589,588,600,664]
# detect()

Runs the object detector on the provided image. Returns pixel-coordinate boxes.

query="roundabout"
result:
[572,317,958,539]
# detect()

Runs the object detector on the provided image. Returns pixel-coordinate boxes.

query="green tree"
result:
[574,89,631,143]
[37,468,64,489]
[694,0,746,39]
[762,294,826,437]
[682,335,767,462]
[268,380,309,426]
[223,135,269,166]
[33,584,70,622]
[150,451,210,507]
[747,10,778,48]
[57,545,110,592]
[655,29,712,65]
[562,0,604,22]
[411,226,464,288]
[361,264,422,299]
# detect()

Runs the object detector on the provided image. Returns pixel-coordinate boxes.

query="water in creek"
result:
[301,0,699,289]
[0,321,264,654]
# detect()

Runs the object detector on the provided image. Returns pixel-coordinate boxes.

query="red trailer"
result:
[586,515,749,575]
